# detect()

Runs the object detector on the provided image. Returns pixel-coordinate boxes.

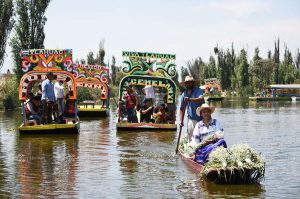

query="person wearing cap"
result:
[41,72,56,124]
[179,75,205,141]
[190,104,227,165]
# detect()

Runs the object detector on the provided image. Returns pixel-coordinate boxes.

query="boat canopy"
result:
[18,49,77,101]
[120,51,177,103]
[73,64,109,100]
[268,84,300,89]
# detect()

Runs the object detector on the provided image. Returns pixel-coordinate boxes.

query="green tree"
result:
[87,51,96,64]
[96,39,105,65]
[10,0,51,80]
[180,66,189,82]
[0,0,14,68]
[110,55,118,85]
[235,49,249,89]
[253,47,262,62]
[272,39,280,83]
[186,57,204,82]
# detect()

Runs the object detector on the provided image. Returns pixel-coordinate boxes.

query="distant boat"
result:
[201,78,224,102]
[249,84,300,101]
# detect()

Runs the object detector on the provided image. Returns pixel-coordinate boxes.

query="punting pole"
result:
[21,101,26,126]
[175,102,187,154]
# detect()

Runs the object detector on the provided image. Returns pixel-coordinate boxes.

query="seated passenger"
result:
[25,93,42,125]
[140,98,154,123]
[190,104,227,165]
[163,94,176,123]
[153,103,169,124]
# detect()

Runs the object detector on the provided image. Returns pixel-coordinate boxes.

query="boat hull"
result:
[19,121,80,134]
[178,150,259,184]
[78,107,108,117]
[117,122,177,131]
[249,96,292,101]
[205,96,224,102]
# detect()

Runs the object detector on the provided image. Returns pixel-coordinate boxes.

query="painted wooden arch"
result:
[19,71,77,101]
[119,75,177,104]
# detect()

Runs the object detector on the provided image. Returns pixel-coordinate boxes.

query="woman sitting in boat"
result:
[190,104,227,165]
[24,93,42,125]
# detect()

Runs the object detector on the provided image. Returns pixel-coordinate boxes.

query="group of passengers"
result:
[24,72,75,125]
[120,85,176,124]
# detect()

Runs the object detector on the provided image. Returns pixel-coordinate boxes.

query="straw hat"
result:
[196,104,215,116]
[180,75,197,85]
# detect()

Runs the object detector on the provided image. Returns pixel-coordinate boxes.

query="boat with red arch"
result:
[117,51,177,131]
[18,49,79,133]
[73,63,109,117]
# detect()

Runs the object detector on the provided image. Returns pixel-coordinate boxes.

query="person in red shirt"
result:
[122,85,138,123]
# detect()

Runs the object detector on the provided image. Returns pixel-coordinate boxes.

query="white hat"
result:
[196,104,215,116]
[180,75,197,84]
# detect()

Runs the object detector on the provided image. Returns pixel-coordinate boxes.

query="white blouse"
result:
[190,118,224,147]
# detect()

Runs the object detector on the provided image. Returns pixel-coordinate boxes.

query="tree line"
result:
[181,40,300,95]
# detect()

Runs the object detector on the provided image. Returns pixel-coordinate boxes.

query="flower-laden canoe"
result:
[73,64,109,117]
[18,49,79,134]
[179,137,265,184]
[117,51,177,131]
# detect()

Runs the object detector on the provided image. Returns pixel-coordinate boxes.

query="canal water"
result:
[0,98,299,198]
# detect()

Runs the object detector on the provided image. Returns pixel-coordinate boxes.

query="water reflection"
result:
[16,134,79,198]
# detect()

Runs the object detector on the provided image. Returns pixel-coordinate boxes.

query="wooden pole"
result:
[175,103,187,154]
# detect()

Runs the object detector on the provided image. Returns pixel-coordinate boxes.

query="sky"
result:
[1,0,300,73]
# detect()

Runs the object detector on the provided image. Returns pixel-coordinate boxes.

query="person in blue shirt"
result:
[41,72,56,124]
[179,76,205,141]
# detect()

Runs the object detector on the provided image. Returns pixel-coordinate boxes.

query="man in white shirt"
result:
[142,85,155,105]
[54,80,65,116]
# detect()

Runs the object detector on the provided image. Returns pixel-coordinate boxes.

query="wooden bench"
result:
[80,100,95,108]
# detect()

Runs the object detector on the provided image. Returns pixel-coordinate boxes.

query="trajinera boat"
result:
[117,51,177,130]
[18,49,79,133]
[74,64,109,117]
[201,78,224,102]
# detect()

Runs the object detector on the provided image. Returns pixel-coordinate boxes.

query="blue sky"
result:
[1,0,300,73]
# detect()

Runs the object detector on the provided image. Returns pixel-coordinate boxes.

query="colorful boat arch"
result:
[73,64,109,100]
[19,70,77,101]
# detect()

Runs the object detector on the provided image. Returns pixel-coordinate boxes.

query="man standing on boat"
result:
[41,72,56,124]
[179,75,205,141]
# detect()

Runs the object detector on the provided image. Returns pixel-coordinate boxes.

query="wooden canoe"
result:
[178,150,263,184]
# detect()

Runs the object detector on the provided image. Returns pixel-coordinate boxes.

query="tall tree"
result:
[186,57,204,82]
[180,66,189,82]
[96,39,105,65]
[0,0,14,68]
[236,49,249,88]
[110,55,118,85]
[87,51,96,64]
[253,47,262,63]
[295,48,300,69]
[272,39,280,84]
[10,0,51,80]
